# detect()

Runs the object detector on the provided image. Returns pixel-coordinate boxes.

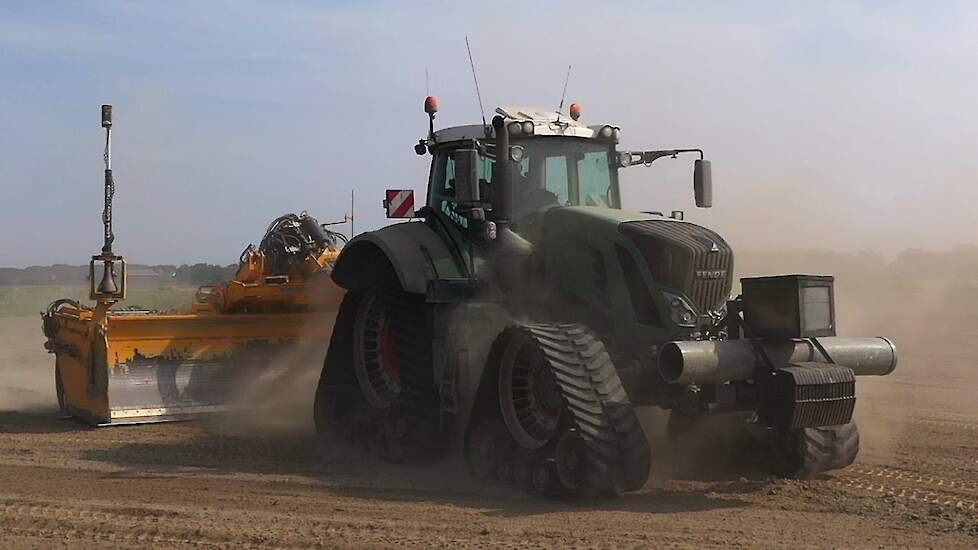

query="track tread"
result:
[522,323,651,492]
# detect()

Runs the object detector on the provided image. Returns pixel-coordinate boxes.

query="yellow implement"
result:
[42,302,340,425]
[42,211,346,425]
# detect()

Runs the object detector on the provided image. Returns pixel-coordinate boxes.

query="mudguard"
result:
[332,220,464,295]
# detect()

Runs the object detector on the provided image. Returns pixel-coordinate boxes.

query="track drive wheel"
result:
[773,421,860,479]
[497,328,564,450]
[353,289,402,409]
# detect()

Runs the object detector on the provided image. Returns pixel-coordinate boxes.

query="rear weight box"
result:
[760,362,855,430]
[741,274,835,339]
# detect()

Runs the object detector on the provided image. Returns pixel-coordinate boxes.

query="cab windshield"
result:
[428,137,619,230]
[512,137,619,219]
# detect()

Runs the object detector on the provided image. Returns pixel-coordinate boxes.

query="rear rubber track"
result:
[377,288,442,461]
[315,288,442,462]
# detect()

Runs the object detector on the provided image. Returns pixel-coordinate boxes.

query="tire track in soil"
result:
[847,466,978,494]
[0,496,243,548]
[833,468,978,514]
[0,493,524,549]
[861,411,978,433]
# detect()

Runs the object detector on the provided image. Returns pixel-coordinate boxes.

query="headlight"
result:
[507,121,522,136]
[662,291,697,327]
[599,125,614,139]
[509,145,525,162]
[521,121,534,135]
[612,128,620,142]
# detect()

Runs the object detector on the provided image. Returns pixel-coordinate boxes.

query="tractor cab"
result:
[418,104,622,233]
[400,97,712,244]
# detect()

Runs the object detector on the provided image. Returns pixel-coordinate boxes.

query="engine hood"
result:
[618,218,734,313]
[538,206,734,313]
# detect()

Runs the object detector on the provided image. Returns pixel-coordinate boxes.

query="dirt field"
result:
[2,277,977,548]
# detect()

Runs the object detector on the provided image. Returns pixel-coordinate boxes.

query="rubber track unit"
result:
[316,288,441,462]
[361,288,440,461]
[386,288,441,431]
[788,421,860,479]
[521,323,651,493]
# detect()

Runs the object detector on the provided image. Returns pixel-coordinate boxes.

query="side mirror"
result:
[694,159,712,208]
[454,148,481,204]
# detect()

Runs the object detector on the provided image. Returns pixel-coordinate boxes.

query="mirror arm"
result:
[623,148,704,167]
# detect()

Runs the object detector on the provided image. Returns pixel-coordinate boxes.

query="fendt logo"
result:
[695,270,727,280]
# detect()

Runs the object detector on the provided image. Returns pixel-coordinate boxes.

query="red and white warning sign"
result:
[385,189,415,218]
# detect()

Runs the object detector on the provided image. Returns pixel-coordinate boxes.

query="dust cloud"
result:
[203,315,337,438]
[735,247,978,386]
[640,246,978,482]
[0,317,58,413]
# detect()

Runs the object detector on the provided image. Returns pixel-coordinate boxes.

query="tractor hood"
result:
[542,206,734,314]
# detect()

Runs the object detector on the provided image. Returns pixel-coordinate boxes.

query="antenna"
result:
[557,64,572,116]
[425,66,430,96]
[465,36,487,129]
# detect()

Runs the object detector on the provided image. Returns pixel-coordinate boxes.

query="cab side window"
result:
[544,156,570,205]
[433,150,457,200]
[431,148,493,229]
[578,151,613,207]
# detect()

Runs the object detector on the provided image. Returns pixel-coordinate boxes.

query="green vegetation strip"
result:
[0,286,198,317]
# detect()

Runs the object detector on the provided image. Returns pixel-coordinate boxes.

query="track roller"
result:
[555,431,587,490]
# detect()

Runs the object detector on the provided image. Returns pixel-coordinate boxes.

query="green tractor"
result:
[313,99,897,497]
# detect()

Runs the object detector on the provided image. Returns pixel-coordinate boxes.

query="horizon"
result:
[5,243,978,272]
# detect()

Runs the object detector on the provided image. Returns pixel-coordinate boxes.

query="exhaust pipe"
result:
[658,337,898,385]
[491,115,513,225]
[486,115,532,293]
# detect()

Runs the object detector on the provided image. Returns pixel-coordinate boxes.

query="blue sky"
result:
[1,1,976,266]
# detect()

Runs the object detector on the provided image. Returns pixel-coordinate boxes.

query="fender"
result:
[331,220,465,295]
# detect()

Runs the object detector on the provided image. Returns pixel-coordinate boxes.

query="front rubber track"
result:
[478,323,651,497]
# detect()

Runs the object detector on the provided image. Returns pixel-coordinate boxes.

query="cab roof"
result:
[431,105,614,143]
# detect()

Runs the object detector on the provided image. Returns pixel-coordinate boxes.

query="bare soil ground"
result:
[2,277,977,548]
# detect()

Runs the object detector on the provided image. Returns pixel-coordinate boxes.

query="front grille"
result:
[619,220,733,312]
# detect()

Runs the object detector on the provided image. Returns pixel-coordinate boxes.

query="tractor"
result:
[314,99,897,497]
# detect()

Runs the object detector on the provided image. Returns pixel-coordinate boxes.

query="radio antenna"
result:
[465,36,487,130]
[557,64,572,117]
[425,66,430,96]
